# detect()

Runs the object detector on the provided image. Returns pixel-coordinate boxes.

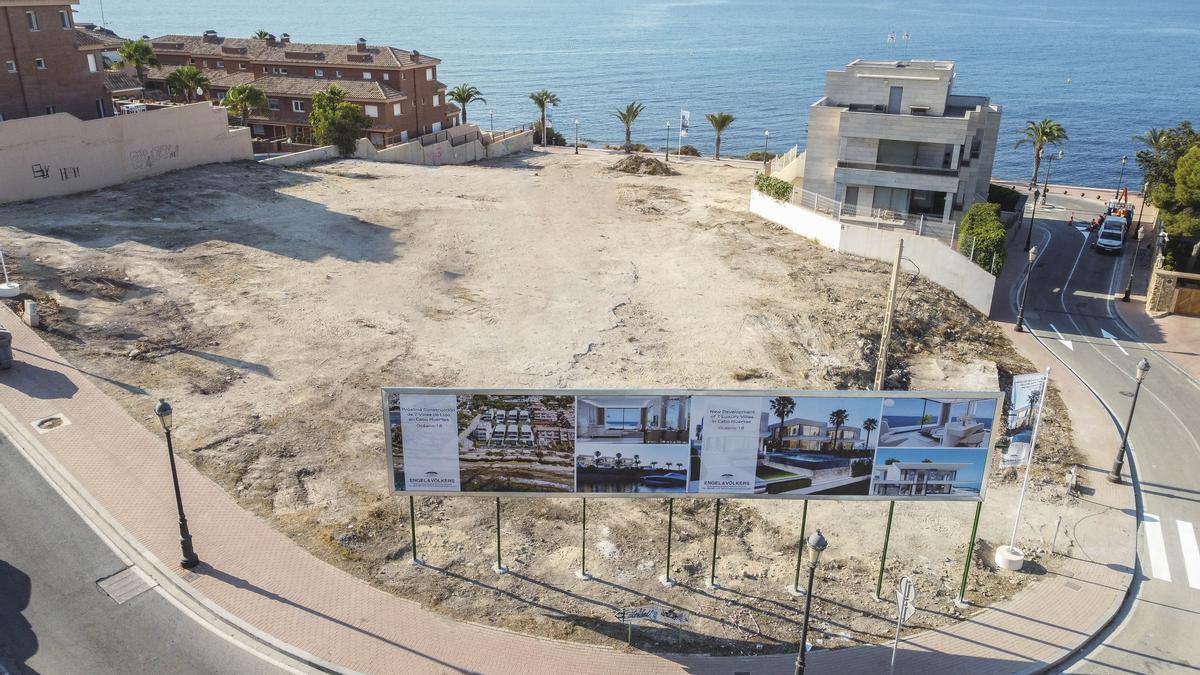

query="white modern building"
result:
[799,59,1001,226]
[871,461,969,496]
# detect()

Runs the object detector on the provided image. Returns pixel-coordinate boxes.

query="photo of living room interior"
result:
[576,395,690,444]
[878,397,996,448]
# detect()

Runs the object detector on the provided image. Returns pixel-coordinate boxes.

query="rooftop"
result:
[848,59,955,71]
[148,33,440,69]
[145,66,406,101]
[74,24,126,50]
[104,71,143,93]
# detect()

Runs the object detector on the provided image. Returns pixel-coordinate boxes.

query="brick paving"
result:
[0,303,1134,674]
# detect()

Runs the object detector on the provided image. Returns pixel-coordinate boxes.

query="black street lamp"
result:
[155,399,200,569]
[574,118,579,155]
[1115,155,1128,200]
[1122,226,1144,302]
[794,529,828,675]
[665,121,671,162]
[1015,246,1038,332]
[1107,358,1151,484]
[1023,188,1041,252]
[763,130,770,168]
[1042,149,1063,204]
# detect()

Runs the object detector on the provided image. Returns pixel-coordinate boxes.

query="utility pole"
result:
[874,239,904,391]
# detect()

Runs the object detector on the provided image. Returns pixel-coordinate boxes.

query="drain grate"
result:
[31,413,71,434]
[97,566,154,604]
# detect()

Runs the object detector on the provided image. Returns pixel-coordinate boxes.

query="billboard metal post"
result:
[790,499,810,595]
[494,497,508,574]
[577,498,590,580]
[874,501,896,601]
[707,498,721,588]
[408,495,421,566]
[662,498,676,587]
[955,501,983,606]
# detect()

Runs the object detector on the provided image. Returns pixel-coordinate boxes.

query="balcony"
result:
[837,160,958,177]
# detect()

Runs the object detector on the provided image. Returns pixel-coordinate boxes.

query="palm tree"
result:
[222,83,266,126]
[612,101,645,151]
[1014,119,1068,188]
[651,461,658,471]
[828,409,849,451]
[633,454,640,469]
[253,29,271,40]
[706,112,735,160]
[594,449,601,460]
[165,65,211,103]
[862,417,878,447]
[117,38,158,83]
[1133,127,1170,153]
[768,396,795,448]
[528,89,560,147]
[615,452,623,468]
[447,84,485,125]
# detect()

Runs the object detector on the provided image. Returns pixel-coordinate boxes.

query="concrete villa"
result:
[870,461,969,496]
[799,59,1001,226]
[766,417,864,451]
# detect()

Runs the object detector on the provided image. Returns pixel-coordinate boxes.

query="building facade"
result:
[767,417,863,451]
[145,31,455,145]
[0,0,112,121]
[801,59,1001,225]
[870,461,967,496]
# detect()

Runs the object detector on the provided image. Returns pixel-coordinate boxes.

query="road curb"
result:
[0,401,353,675]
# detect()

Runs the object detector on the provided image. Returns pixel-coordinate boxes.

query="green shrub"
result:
[988,183,1023,212]
[533,122,567,146]
[957,202,1007,274]
[754,173,793,202]
[678,144,700,157]
[744,150,777,162]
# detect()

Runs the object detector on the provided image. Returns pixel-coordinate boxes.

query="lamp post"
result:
[574,118,579,155]
[1015,246,1038,332]
[1107,358,1151,484]
[1115,155,1128,200]
[1023,188,1040,252]
[488,108,494,134]
[794,529,827,675]
[1122,226,1144,302]
[665,121,671,162]
[1042,149,1063,204]
[154,399,200,569]
[763,130,770,167]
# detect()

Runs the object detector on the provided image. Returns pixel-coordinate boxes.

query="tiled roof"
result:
[147,34,440,69]
[250,76,406,101]
[104,71,143,93]
[145,65,255,89]
[74,25,126,50]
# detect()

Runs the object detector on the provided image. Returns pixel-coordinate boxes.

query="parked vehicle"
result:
[1093,219,1126,255]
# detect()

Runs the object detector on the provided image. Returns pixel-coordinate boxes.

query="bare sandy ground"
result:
[0,149,1084,654]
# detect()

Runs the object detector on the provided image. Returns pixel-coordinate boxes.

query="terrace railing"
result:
[787,184,960,248]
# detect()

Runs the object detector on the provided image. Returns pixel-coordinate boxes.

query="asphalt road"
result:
[1008,195,1200,674]
[0,434,283,675]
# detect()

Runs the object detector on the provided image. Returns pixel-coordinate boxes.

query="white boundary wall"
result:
[749,189,994,314]
[0,103,251,204]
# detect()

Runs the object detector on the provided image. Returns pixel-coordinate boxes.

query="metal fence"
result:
[788,185,959,248]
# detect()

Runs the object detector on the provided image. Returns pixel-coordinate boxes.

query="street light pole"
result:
[1042,150,1063,204]
[575,118,579,155]
[794,530,827,675]
[1115,155,1128,199]
[763,130,770,168]
[154,399,200,569]
[1122,226,1143,302]
[488,108,493,134]
[1107,358,1151,483]
[665,122,670,162]
[1023,189,1040,252]
[1015,246,1038,332]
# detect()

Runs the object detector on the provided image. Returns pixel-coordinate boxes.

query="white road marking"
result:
[1048,323,1074,350]
[1101,328,1130,356]
[1177,520,1200,590]
[1144,514,1172,582]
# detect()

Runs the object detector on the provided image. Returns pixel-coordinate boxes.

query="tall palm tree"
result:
[117,38,158,83]
[1014,119,1068,188]
[253,29,271,39]
[615,452,623,468]
[862,417,878,447]
[633,454,640,469]
[768,396,795,448]
[165,65,210,103]
[447,84,485,125]
[222,83,266,126]
[828,409,849,451]
[705,112,735,160]
[528,89,560,147]
[612,101,645,151]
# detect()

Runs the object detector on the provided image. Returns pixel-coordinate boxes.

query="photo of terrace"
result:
[574,444,691,493]
[756,396,882,495]
[870,447,987,497]
[575,395,690,444]
[456,394,575,492]
[878,397,997,448]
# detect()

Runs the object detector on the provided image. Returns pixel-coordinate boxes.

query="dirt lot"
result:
[0,149,1085,655]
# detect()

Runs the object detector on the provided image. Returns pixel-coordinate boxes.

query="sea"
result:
[80,0,1200,187]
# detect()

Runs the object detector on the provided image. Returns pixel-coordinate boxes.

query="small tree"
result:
[253,29,271,39]
[309,85,372,156]
[223,83,266,126]
[447,84,486,125]
[165,65,210,103]
[862,418,878,447]
[612,101,645,152]
[958,202,1007,273]
[528,89,560,148]
[706,112,735,159]
[117,38,158,83]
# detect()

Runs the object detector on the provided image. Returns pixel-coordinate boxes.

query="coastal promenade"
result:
[0,274,1134,673]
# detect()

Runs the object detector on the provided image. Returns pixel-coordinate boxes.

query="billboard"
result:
[383,389,1003,501]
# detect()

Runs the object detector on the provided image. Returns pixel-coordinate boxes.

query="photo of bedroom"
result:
[575,395,691,444]
[878,397,997,448]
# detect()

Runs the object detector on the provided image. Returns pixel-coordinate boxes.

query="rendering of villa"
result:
[576,395,690,444]
[869,447,987,497]
[878,397,996,448]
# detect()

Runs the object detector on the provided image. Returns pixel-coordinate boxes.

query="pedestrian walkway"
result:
[0,304,1135,674]
[1112,244,1200,383]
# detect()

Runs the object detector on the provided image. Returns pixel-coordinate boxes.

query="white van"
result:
[1094,217,1126,255]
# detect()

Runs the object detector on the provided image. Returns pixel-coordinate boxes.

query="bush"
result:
[988,183,1022,212]
[744,150,777,162]
[533,122,567,146]
[754,173,793,202]
[604,143,651,153]
[957,202,1007,273]
[678,144,700,157]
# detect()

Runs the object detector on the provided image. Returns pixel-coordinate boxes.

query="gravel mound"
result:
[610,155,679,176]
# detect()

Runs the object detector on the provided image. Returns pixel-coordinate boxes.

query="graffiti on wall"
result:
[31,163,81,182]
[128,144,180,171]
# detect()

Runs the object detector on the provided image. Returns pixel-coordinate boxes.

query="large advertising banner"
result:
[383,388,1003,502]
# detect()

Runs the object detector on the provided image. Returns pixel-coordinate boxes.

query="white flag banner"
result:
[679,110,690,137]
[546,109,554,128]
[1001,372,1047,468]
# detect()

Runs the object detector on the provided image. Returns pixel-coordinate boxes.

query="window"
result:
[364,104,378,118]
[44,105,56,114]
[215,60,223,68]
[271,67,288,75]
[26,11,38,31]
[362,71,371,79]
[4,61,15,74]
[189,58,196,64]
[267,99,280,111]
[59,10,70,29]
[604,408,642,430]
[87,53,97,72]
[34,58,46,70]
[291,100,304,113]
[238,62,247,71]
[432,94,439,106]
[392,102,401,116]
[425,68,432,81]
[314,68,324,77]
[94,98,104,118]
[201,59,208,67]
[335,70,343,78]
[382,73,389,81]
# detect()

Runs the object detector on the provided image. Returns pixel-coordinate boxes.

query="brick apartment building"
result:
[1,0,112,121]
[145,31,457,146]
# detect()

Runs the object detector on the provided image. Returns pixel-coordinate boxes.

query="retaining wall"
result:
[259,126,533,169]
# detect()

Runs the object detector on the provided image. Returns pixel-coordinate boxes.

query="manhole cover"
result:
[31,414,71,434]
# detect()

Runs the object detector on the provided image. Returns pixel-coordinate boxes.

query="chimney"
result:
[356,37,367,53]
[266,33,276,45]
[411,49,420,62]
[280,33,290,44]
[202,29,219,43]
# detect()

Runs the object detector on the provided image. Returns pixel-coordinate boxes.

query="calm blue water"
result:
[80,0,1200,186]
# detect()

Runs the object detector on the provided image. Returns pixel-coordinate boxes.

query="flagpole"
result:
[1008,367,1051,551]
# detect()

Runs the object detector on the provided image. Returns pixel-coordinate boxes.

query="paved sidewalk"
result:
[1111,240,1200,382]
[0,303,1133,674]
